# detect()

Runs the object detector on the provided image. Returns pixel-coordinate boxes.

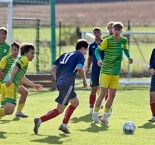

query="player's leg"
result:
[0,83,17,119]
[148,75,155,122]
[16,85,28,118]
[89,72,99,114]
[59,97,79,134]
[34,102,66,134]
[33,80,69,134]
[89,86,98,114]
[100,75,119,124]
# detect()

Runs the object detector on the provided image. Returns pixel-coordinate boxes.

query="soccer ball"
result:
[123,121,136,134]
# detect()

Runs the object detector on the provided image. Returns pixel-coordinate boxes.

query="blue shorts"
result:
[150,75,155,92]
[90,72,100,87]
[56,79,77,106]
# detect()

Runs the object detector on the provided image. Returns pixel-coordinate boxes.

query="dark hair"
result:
[0,27,7,34]
[11,41,20,49]
[93,27,101,32]
[112,22,124,29]
[75,39,88,50]
[20,43,35,55]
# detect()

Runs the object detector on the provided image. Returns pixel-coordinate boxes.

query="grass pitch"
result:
[0,86,155,145]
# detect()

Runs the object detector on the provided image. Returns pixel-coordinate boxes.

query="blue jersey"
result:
[150,48,155,69]
[54,51,85,82]
[89,40,104,73]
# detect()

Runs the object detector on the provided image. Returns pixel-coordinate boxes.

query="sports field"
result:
[0,85,155,145]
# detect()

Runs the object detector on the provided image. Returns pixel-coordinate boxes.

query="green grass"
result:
[0,86,155,145]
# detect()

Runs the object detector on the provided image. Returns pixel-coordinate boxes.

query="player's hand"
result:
[5,80,12,87]
[129,57,133,64]
[83,80,87,88]
[150,68,155,75]
[97,60,102,67]
[34,84,43,91]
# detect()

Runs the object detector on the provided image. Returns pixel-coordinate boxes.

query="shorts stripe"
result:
[62,85,73,105]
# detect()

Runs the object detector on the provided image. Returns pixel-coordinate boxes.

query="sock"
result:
[89,95,96,108]
[150,100,155,116]
[40,108,60,122]
[104,107,110,113]
[17,103,25,112]
[63,105,76,124]
[94,106,100,113]
[0,108,5,119]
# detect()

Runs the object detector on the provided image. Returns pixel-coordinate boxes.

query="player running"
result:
[0,43,43,120]
[33,39,88,134]
[0,41,29,117]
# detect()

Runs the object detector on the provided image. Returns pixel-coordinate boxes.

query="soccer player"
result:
[0,41,29,118]
[92,22,133,124]
[0,43,43,120]
[33,39,88,134]
[148,48,155,122]
[0,27,10,60]
[86,27,104,114]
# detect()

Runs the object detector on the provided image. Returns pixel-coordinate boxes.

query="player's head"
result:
[112,22,124,36]
[76,39,88,55]
[0,27,8,44]
[11,41,20,58]
[106,21,114,35]
[93,27,102,39]
[20,43,35,61]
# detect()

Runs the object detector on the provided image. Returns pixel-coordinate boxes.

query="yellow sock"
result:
[104,107,110,113]
[17,103,25,112]
[0,108,5,119]
[94,107,100,113]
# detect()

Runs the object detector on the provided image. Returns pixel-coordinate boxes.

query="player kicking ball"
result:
[33,39,88,134]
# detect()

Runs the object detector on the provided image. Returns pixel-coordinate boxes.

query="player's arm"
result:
[95,39,107,67]
[21,76,43,90]
[0,57,7,79]
[76,64,87,87]
[149,48,155,75]
[51,65,57,80]
[86,55,92,74]
[123,42,133,64]
[5,65,19,87]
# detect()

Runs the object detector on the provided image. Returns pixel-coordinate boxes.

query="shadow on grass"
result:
[31,134,69,144]
[78,123,109,133]
[71,114,92,123]
[138,122,155,129]
[0,131,7,139]
[0,119,12,124]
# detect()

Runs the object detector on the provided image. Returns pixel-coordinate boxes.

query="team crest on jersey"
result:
[92,45,95,49]
[4,49,6,53]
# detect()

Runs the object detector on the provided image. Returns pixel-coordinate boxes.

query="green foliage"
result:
[0,87,154,145]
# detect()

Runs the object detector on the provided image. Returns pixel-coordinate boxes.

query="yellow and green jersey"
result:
[102,35,110,39]
[0,55,14,82]
[3,56,29,85]
[0,42,10,61]
[97,35,130,75]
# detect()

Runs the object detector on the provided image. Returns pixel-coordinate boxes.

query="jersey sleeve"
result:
[7,47,11,55]
[77,53,85,67]
[16,56,29,69]
[98,39,107,51]
[123,40,130,58]
[0,56,7,69]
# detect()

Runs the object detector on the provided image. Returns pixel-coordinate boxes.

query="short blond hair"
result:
[112,22,124,29]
